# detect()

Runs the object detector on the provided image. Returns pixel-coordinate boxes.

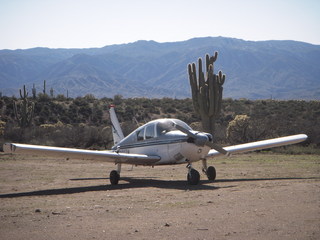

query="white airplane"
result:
[3,105,307,185]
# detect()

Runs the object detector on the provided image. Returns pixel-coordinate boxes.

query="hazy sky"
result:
[1,0,319,50]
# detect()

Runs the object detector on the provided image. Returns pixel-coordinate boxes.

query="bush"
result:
[1,96,319,152]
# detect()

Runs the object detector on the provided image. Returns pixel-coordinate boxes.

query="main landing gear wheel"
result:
[187,168,200,185]
[206,166,216,181]
[110,170,120,185]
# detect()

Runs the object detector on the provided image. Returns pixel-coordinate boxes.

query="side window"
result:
[145,124,155,139]
[137,129,144,141]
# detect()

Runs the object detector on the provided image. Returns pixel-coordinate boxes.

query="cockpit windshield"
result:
[156,119,191,136]
[134,119,192,141]
[171,119,192,130]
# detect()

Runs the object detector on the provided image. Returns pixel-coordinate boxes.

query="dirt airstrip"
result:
[0,153,319,240]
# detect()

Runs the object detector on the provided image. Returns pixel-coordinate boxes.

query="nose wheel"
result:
[187,164,200,185]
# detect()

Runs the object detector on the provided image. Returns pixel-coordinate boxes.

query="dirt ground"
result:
[0,153,319,240]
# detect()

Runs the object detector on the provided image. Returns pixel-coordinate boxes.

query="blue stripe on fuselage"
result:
[118,138,186,150]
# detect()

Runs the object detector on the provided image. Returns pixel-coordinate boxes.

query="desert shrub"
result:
[227,115,250,144]
[1,96,319,152]
[0,120,6,136]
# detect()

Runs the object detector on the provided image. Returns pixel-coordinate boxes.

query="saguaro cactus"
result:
[43,80,46,94]
[188,52,225,134]
[32,83,37,99]
[50,87,54,98]
[13,85,35,128]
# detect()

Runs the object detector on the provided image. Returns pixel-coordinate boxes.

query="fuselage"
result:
[112,119,211,165]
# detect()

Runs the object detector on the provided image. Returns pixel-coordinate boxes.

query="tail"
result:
[109,105,124,145]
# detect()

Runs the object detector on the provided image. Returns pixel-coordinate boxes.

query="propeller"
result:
[205,141,229,155]
[174,121,229,156]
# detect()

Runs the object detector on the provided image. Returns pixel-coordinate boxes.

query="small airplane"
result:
[3,105,307,185]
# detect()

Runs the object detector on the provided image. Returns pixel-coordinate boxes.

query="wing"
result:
[207,134,308,158]
[3,143,161,165]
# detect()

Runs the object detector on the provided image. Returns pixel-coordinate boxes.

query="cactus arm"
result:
[208,66,215,116]
[190,63,200,115]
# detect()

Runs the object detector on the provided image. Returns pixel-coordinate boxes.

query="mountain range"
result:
[1,37,319,100]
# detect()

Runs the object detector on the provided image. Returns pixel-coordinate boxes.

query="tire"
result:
[187,168,200,185]
[207,166,216,181]
[110,170,120,185]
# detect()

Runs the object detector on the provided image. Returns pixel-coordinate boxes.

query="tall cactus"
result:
[188,52,225,134]
[32,83,37,99]
[13,85,35,128]
[50,87,54,98]
[43,80,46,94]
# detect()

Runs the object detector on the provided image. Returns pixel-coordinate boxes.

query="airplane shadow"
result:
[214,176,319,183]
[0,177,224,198]
[0,176,317,199]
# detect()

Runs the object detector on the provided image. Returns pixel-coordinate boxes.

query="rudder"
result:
[109,105,124,145]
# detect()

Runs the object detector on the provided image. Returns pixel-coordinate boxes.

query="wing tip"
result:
[295,134,308,142]
[301,134,308,139]
[3,143,14,153]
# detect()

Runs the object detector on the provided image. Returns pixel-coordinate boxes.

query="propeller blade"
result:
[173,120,230,155]
[174,123,209,147]
[206,142,230,156]
[174,124,197,138]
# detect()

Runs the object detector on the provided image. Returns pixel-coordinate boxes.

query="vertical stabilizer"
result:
[109,105,125,145]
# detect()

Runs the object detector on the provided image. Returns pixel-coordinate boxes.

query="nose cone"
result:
[180,142,211,162]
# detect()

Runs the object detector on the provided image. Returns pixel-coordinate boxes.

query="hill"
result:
[1,37,320,99]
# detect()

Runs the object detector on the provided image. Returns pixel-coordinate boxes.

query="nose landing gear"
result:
[186,159,217,185]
